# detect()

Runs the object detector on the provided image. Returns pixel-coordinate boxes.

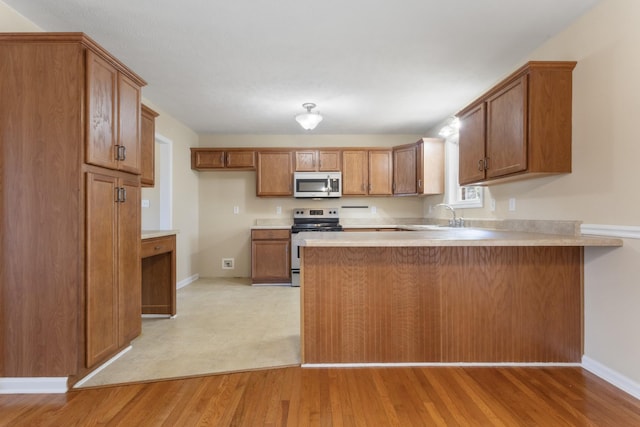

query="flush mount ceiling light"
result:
[295,103,323,130]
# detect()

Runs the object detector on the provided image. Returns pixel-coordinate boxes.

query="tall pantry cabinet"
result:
[0,33,145,384]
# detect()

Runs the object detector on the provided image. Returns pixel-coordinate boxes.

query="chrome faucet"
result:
[434,203,463,227]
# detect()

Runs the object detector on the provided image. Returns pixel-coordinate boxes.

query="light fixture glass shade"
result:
[295,103,323,130]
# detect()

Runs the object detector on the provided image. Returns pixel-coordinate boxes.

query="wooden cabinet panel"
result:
[486,76,527,179]
[295,150,341,171]
[342,149,392,195]
[368,150,393,195]
[141,235,176,316]
[87,50,118,170]
[458,103,487,185]
[341,150,368,195]
[117,74,141,174]
[86,172,141,367]
[141,104,159,187]
[118,177,141,346]
[87,50,142,175]
[190,148,256,170]
[192,149,225,168]
[457,61,575,185]
[393,143,417,195]
[256,151,293,196]
[251,229,291,283]
[295,151,316,171]
[86,172,119,368]
[302,246,583,364]
[226,150,256,168]
[0,40,83,377]
[0,33,145,383]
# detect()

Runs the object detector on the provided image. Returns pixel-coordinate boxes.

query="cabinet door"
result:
[486,76,528,179]
[117,73,142,174]
[295,151,317,171]
[192,149,225,169]
[251,240,291,283]
[318,150,341,171]
[86,51,118,170]
[140,104,158,186]
[85,172,119,368]
[369,150,393,195]
[458,103,487,186]
[256,151,293,196]
[226,150,256,169]
[342,150,368,195]
[393,144,417,195]
[118,176,141,347]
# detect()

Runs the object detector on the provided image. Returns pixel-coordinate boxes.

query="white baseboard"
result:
[0,377,68,394]
[177,273,199,289]
[581,224,640,239]
[302,362,581,368]
[582,356,640,400]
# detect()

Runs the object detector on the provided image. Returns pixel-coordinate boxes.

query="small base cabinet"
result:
[251,229,291,284]
[141,234,177,316]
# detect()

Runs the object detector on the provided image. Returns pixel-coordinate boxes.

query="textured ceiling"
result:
[5,0,600,135]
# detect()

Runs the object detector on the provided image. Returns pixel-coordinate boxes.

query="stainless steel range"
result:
[290,207,342,286]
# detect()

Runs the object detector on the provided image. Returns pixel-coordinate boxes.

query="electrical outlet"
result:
[141,199,150,208]
[222,258,234,269]
[490,198,496,212]
[508,198,516,211]
[371,206,377,214]
[276,206,282,215]
[233,206,239,214]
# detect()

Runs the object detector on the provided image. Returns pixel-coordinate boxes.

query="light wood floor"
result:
[2,366,640,426]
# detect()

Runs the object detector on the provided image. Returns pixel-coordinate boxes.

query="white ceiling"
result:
[6,0,600,135]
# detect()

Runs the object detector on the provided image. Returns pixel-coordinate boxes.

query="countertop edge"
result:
[296,230,623,248]
[142,230,179,239]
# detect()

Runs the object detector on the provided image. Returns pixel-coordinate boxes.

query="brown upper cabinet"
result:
[393,139,444,196]
[457,61,576,186]
[256,150,293,196]
[295,150,341,171]
[342,149,393,196]
[393,143,418,195]
[191,148,256,170]
[141,104,159,187]
[87,50,142,174]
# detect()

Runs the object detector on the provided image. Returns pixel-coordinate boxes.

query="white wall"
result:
[0,1,40,30]
[197,134,423,277]
[426,0,640,389]
[141,100,200,286]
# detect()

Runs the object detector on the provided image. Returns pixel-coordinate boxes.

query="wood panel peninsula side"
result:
[298,228,622,365]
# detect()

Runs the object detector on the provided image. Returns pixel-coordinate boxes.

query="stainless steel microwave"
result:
[293,172,342,198]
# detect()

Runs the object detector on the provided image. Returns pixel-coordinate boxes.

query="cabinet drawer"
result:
[141,235,176,258]
[251,229,290,240]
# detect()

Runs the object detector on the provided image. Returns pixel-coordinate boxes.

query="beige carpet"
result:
[76,278,300,388]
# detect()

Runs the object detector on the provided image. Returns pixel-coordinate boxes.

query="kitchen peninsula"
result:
[298,226,622,365]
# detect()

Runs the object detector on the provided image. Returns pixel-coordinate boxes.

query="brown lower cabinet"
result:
[251,229,291,283]
[141,234,177,316]
[85,171,141,368]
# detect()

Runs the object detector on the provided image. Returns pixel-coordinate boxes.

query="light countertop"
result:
[295,228,623,248]
[142,230,179,239]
